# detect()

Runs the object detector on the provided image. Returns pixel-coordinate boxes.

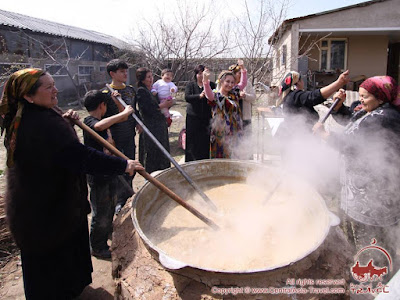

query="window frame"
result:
[44,64,68,77]
[78,65,94,76]
[319,38,348,72]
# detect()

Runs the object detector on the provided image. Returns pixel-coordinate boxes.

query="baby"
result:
[152,68,177,127]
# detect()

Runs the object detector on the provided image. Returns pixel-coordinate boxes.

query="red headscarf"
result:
[360,76,400,109]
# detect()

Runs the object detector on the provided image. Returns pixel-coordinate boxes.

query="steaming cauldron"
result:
[131,159,339,285]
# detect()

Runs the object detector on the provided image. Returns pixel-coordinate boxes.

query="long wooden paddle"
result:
[72,118,219,230]
[105,84,218,212]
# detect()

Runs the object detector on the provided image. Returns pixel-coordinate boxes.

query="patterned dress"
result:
[208,88,243,158]
[339,104,400,227]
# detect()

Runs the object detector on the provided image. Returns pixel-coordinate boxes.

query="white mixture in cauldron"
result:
[145,182,330,271]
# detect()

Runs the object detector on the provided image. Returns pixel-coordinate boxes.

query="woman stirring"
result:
[313,76,400,268]
[0,68,143,299]
[278,70,349,132]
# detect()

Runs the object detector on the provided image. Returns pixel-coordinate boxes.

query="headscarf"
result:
[0,68,45,167]
[360,76,400,109]
[278,71,301,96]
[277,71,301,106]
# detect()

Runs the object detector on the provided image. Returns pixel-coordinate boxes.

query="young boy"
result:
[83,90,134,258]
[103,59,140,214]
[151,68,178,127]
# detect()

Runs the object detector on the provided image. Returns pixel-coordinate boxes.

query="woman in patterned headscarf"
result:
[203,64,247,159]
[313,76,400,267]
[0,68,143,299]
[278,70,349,131]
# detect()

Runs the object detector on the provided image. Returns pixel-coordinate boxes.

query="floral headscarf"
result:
[277,71,301,106]
[0,68,45,167]
[360,76,400,109]
[279,71,301,96]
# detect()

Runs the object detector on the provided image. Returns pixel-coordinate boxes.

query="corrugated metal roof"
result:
[0,9,128,49]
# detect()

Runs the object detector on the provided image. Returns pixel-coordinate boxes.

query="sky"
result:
[0,0,370,42]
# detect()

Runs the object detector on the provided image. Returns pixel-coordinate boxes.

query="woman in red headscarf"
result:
[278,70,350,132]
[313,76,400,262]
[0,68,143,299]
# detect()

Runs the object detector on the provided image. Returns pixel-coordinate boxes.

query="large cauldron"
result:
[131,159,339,285]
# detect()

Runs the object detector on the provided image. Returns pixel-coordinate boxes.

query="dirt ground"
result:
[0,96,188,299]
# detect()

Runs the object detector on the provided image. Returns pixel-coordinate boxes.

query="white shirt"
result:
[151,79,178,99]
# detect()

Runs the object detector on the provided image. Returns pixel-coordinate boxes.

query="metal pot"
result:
[131,159,339,285]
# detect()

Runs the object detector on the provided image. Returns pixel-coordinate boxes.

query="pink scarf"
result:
[360,76,400,109]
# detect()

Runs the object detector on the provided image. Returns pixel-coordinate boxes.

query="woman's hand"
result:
[332,89,346,111]
[199,91,205,98]
[312,122,329,140]
[125,160,144,176]
[238,59,244,69]
[320,70,350,99]
[338,70,350,86]
[160,99,173,109]
[62,109,79,121]
[203,68,211,82]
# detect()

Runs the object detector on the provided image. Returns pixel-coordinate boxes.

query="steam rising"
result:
[144,100,400,271]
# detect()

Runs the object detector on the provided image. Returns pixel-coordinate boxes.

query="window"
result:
[78,65,94,76]
[281,45,287,66]
[275,49,280,69]
[44,64,68,76]
[99,66,107,73]
[319,39,347,71]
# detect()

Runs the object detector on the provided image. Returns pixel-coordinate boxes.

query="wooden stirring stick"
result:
[72,118,219,230]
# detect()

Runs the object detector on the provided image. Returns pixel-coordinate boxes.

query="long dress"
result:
[208,88,243,158]
[5,102,127,299]
[136,86,170,173]
[184,81,216,161]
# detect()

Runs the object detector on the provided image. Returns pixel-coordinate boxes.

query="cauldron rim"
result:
[131,159,337,274]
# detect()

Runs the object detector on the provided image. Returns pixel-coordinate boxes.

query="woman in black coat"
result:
[184,64,216,162]
[278,70,349,132]
[313,76,400,260]
[0,68,143,299]
[136,67,171,173]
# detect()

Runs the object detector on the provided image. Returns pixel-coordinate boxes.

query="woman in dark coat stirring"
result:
[0,68,143,299]
[136,67,171,173]
[184,65,216,162]
[278,70,349,131]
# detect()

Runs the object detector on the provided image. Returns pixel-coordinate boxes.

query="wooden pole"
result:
[73,119,219,230]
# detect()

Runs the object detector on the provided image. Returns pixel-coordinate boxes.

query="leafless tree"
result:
[129,0,231,84]
[26,33,92,107]
[230,0,291,85]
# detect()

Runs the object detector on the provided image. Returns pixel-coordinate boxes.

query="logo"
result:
[352,260,388,282]
[350,239,391,295]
